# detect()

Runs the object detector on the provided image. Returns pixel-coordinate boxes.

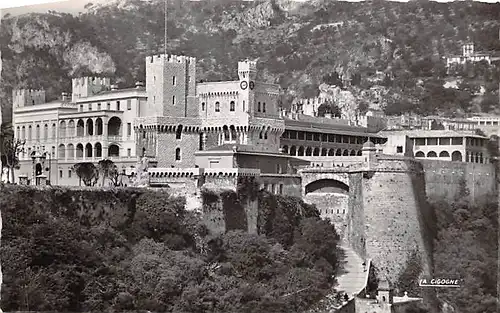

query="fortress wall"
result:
[150,176,200,195]
[360,161,433,285]
[420,159,496,203]
[259,175,302,197]
[200,190,226,235]
[347,172,366,259]
[203,175,238,190]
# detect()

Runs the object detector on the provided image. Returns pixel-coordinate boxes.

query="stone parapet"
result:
[249,117,286,135]
[148,167,202,178]
[146,54,196,65]
[201,117,250,129]
[134,116,202,129]
[147,167,261,179]
[203,168,261,177]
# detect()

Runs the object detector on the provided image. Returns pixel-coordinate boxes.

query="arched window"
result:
[201,102,205,111]
[175,147,181,161]
[258,102,261,112]
[230,101,235,112]
[215,102,220,112]
[263,102,266,113]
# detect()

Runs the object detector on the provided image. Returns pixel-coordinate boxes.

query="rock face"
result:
[318,83,359,121]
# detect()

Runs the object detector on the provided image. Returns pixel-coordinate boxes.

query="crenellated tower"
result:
[12,89,46,108]
[237,60,284,153]
[71,77,111,102]
[145,54,197,118]
[237,59,257,115]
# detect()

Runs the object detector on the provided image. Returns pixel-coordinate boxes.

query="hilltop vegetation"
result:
[0,185,341,312]
[1,0,500,120]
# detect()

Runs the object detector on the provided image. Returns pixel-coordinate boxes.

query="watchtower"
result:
[12,89,46,108]
[71,77,111,102]
[145,54,197,118]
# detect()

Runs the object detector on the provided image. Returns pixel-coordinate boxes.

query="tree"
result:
[108,165,122,187]
[72,162,99,186]
[1,122,25,183]
[430,120,445,130]
[97,159,115,186]
[317,101,341,117]
[322,72,343,88]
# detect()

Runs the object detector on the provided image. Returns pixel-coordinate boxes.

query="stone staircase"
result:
[335,245,369,300]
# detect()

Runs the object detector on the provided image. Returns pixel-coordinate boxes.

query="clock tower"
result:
[238,60,257,115]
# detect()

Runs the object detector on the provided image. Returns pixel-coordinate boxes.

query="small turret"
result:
[12,89,46,108]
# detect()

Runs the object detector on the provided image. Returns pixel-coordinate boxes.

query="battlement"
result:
[148,167,202,178]
[203,168,261,177]
[12,89,46,107]
[238,59,257,73]
[72,76,111,102]
[147,167,261,179]
[146,54,197,65]
[72,76,111,87]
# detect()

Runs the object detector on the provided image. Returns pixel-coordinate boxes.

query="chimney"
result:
[135,81,144,88]
[111,84,118,91]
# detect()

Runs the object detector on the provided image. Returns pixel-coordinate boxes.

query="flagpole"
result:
[164,0,167,56]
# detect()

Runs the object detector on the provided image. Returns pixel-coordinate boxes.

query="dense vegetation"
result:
[0,185,341,312]
[1,0,500,121]
[430,192,498,313]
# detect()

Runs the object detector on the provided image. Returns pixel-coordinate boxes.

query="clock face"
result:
[240,81,248,90]
[249,81,255,90]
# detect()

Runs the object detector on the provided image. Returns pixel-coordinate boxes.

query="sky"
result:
[1,0,499,16]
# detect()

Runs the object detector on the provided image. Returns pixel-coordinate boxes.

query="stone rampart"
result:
[259,174,301,197]
[347,158,433,292]
[419,159,496,203]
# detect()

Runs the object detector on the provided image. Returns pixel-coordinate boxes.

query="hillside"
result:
[0,185,342,312]
[1,0,500,120]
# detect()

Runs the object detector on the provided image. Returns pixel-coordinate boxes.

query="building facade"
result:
[446,43,492,68]
[12,79,147,186]
[13,52,493,186]
[380,130,491,164]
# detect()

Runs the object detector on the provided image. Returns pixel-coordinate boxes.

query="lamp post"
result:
[43,151,51,185]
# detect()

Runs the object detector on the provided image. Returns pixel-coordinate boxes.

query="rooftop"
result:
[380,129,487,139]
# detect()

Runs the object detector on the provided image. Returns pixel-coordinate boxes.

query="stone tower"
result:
[12,89,46,108]
[237,60,257,115]
[71,77,111,102]
[145,54,197,118]
[137,54,200,168]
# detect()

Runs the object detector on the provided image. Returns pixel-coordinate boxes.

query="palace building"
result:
[12,52,491,186]
[11,54,377,186]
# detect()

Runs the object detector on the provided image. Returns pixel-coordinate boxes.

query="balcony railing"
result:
[57,135,124,142]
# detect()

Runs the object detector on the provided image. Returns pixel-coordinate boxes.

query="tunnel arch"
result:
[305,179,349,195]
